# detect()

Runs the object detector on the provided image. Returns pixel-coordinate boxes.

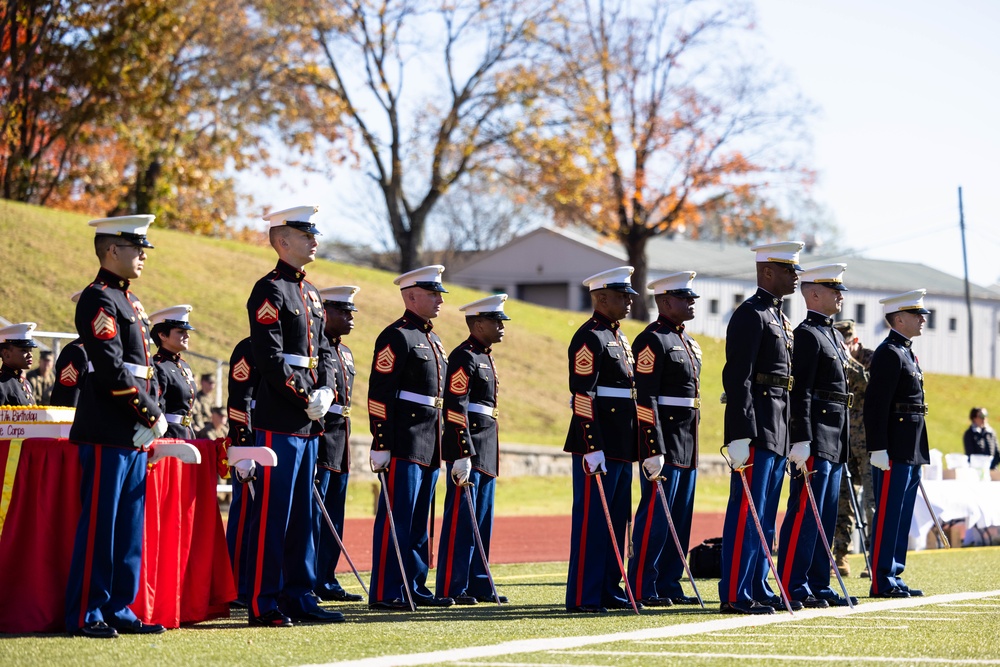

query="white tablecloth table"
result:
[908,479,1000,550]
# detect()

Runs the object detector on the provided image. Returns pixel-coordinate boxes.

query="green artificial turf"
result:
[3,548,998,666]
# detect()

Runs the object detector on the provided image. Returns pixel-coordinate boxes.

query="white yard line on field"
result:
[558,651,1000,665]
[304,589,1000,667]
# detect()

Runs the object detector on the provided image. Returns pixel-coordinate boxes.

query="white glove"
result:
[306,386,335,421]
[788,441,811,472]
[642,454,665,479]
[233,459,257,484]
[870,450,890,471]
[133,414,168,450]
[583,450,606,474]
[370,449,392,472]
[452,457,473,484]
[726,438,752,468]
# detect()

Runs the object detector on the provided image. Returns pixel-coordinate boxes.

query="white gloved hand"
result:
[233,459,257,484]
[788,441,811,472]
[726,438,752,468]
[870,450,890,471]
[133,414,168,450]
[583,450,606,475]
[452,457,473,484]
[370,449,392,472]
[305,386,335,421]
[642,454,665,479]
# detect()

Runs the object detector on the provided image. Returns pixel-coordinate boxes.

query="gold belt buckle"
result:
[308,357,318,369]
[433,397,444,409]
[693,397,702,409]
[847,392,854,409]
[183,415,192,427]
[630,388,637,400]
[491,407,500,419]
[145,366,155,380]
[341,406,352,418]
[786,377,794,391]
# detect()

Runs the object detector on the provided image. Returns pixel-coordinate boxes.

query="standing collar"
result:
[888,329,912,347]
[468,335,491,354]
[755,286,782,308]
[274,259,307,281]
[591,310,620,330]
[805,310,835,326]
[0,364,22,379]
[656,314,684,333]
[96,267,130,291]
[155,349,182,363]
[403,309,434,332]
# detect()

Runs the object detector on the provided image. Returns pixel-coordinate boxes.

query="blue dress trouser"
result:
[628,463,697,600]
[719,447,786,603]
[314,467,350,596]
[369,458,439,604]
[65,445,146,631]
[226,476,253,603]
[244,430,320,618]
[435,467,497,599]
[777,457,843,599]
[869,462,921,595]
[565,455,632,609]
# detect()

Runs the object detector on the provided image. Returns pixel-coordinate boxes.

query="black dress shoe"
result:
[871,587,909,599]
[289,608,345,624]
[230,599,248,609]
[900,587,923,597]
[414,596,455,607]
[248,609,294,627]
[818,594,858,607]
[453,594,479,605]
[111,619,166,634]
[639,596,674,607]
[369,598,411,611]
[669,595,700,605]
[317,589,364,602]
[720,601,774,615]
[757,596,804,611]
[474,594,508,603]
[567,605,607,613]
[76,621,118,639]
[605,598,643,610]
[796,596,829,609]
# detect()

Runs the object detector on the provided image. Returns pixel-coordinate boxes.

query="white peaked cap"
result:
[460,293,511,320]
[751,241,805,269]
[647,271,699,297]
[149,304,195,330]
[262,205,321,234]
[319,285,360,311]
[88,214,155,248]
[394,265,448,292]
[582,266,639,294]
[879,289,930,316]
[0,322,39,347]
[799,263,848,291]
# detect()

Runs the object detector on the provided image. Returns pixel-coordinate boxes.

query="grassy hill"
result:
[1,199,996,454]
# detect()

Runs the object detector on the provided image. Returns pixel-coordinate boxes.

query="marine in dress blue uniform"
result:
[368,265,455,610]
[64,215,168,638]
[627,272,702,608]
[436,294,509,605]
[240,205,342,627]
[865,289,931,599]
[776,264,855,608]
[565,266,639,613]
[51,292,90,408]
[150,305,198,440]
[0,323,38,405]
[720,241,803,615]
[313,285,363,603]
[225,335,259,606]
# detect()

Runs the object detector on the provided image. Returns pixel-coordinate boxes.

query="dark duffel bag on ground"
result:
[688,536,723,578]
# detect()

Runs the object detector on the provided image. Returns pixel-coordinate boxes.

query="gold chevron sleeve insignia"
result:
[446,409,467,427]
[375,345,396,374]
[636,404,656,424]
[368,399,387,419]
[574,346,594,376]
[231,357,251,382]
[636,346,656,374]
[573,393,593,419]
[228,408,249,425]
[59,364,79,386]
[448,368,469,395]
[91,308,117,340]
[255,299,279,325]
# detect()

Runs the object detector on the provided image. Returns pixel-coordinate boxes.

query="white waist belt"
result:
[164,413,192,426]
[327,404,352,417]
[250,399,256,409]
[468,403,499,419]
[281,353,318,369]
[87,361,153,380]
[398,390,444,409]
[596,386,636,399]
[657,396,701,409]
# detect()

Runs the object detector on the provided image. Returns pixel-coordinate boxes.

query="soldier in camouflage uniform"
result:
[832,319,875,577]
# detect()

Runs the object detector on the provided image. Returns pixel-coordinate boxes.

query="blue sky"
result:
[241,0,1000,288]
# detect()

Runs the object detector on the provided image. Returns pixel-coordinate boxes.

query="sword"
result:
[735,463,795,614]
[590,469,640,614]
[228,446,278,502]
[460,481,502,607]
[799,468,854,608]
[312,483,369,596]
[650,476,705,608]
[918,478,950,549]
[376,468,416,611]
[842,464,873,575]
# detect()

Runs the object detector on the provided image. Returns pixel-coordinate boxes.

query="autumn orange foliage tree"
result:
[506,0,814,318]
